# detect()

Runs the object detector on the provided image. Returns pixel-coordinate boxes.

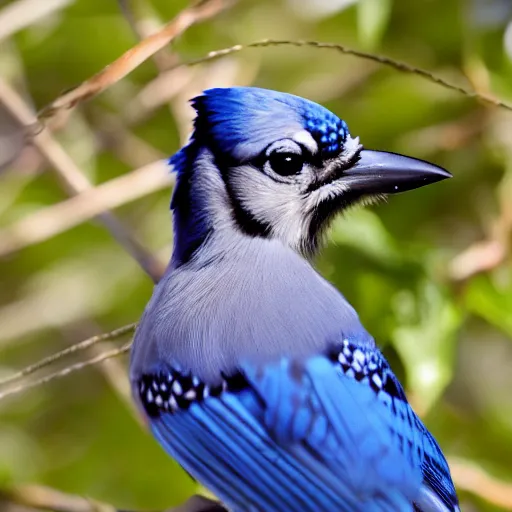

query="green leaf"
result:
[391,281,461,412]
[465,273,512,339]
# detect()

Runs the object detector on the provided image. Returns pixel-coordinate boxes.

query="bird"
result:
[130,87,459,512]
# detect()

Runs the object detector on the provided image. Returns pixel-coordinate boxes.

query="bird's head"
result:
[170,87,451,259]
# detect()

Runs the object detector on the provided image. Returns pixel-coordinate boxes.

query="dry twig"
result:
[0,342,132,402]
[3,483,225,512]
[3,484,115,512]
[184,39,512,112]
[449,163,512,281]
[449,239,507,281]
[117,0,179,70]
[0,78,165,281]
[0,160,172,258]
[117,0,142,40]
[36,37,512,127]
[39,0,234,119]
[0,323,136,388]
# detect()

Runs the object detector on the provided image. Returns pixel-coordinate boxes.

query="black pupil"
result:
[268,152,303,176]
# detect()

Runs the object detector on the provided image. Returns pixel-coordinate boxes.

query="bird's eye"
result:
[268,151,304,176]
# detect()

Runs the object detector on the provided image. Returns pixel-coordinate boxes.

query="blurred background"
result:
[0,0,512,510]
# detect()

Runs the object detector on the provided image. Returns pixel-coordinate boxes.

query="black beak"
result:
[342,150,452,194]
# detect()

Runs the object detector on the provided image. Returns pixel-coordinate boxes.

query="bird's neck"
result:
[153,231,375,381]
[158,148,376,379]
[170,147,237,267]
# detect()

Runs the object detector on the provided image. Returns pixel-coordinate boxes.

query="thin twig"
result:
[0,160,172,258]
[3,483,226,512]
[38,0,234,119]
[183,39,512,112]
[3,483,115,512]
[36,37,512,125]
[0,343,132,402]
[117,0,177,70]
[0,323,136,388]
[66,321,141,424]
[0,77,165,282]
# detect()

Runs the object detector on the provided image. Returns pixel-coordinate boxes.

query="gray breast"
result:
[130,234,373,384]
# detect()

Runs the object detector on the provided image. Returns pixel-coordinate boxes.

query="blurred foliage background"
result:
[0,0,512,510]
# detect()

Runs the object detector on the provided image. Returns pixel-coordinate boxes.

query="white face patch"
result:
[227,126,365,256]
[229,164,309,251]
[309,180,349,205]
[194,135,363,257]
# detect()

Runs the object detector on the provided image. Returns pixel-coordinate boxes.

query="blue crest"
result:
[169,87,351,174]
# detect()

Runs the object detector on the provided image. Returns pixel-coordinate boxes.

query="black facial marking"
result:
[308,197,339,244]
[307,188,367,247]
[305,147,362,194]
[216,154,273,239]
[228,188,273,238]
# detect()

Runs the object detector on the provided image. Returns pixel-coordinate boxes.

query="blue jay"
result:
[130,87,459,512]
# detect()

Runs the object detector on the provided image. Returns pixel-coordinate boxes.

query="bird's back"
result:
[131,233,371,383]
[130,234,457,512]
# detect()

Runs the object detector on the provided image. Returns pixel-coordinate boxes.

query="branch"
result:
[0,343,132,402]
[183,39,512,112]
[39,0,234,119]
[116,0,179,70]
[449,156,512,281]
[36,36,512,126]
[0,160,172,258]
[449,239,507,281]
[3,484,115,512]
[0,323,136,388]
[3,483,226,512]
[0,77,165,282]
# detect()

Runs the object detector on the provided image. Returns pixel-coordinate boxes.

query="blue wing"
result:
[135,339,458,512]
